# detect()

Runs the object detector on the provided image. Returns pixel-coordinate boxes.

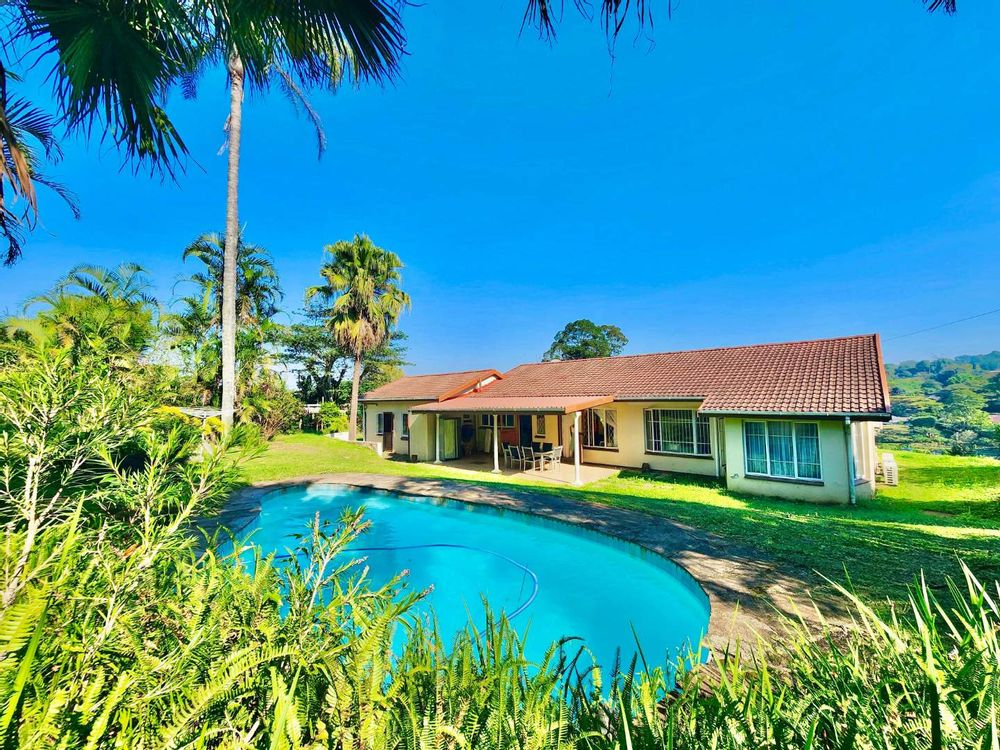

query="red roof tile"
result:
[412,395,614,414]
[420,334,890,418]
[361,368,501,402]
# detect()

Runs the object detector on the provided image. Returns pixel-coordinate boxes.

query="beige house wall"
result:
[572,401,721,477]
[723,416,879,504]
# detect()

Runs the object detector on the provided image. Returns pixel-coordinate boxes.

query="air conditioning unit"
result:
[881,452,899,486]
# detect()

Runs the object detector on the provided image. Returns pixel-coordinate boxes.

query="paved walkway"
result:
[226,473,844,654]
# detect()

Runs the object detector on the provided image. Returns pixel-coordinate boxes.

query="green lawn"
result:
[244,434,1000,605]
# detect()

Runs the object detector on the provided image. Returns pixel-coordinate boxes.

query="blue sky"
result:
[6,1,1000,372]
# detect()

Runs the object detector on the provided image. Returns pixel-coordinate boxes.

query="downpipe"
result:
[844,416,857,506]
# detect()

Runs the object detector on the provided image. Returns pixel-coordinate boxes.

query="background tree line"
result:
[882,352,1000,455]
[1,232,409,440]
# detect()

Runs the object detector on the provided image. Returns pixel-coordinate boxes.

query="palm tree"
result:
[161,290,219,404]
[0,61,80,264]
[180,232,282,329]
[176,3,406,431]
[170,232,282,407]
[55,263,157,306]
[306,234,410,441]
[13,263,158,366]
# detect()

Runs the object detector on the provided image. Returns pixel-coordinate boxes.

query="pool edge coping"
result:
[227,473,845,656]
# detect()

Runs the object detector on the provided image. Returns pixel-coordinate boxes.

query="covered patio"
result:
[443,454,618,486]
[411,394,615,486]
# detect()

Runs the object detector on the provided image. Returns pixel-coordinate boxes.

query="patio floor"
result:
[440,454,618,485]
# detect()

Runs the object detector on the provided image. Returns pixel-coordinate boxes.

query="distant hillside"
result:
[880,352,1000,455]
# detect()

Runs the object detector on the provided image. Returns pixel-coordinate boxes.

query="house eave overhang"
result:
[699,408,893,422]
[411,395,615,415]
[360,396,437,403]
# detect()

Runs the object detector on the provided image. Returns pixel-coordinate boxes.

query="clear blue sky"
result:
[6,2,1000,372]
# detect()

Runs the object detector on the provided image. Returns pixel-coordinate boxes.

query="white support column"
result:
[434,414,442,464]
[491,414,501,473]
[573,410,582,486]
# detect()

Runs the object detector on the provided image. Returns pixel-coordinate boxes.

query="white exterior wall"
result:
[363,400,433,459]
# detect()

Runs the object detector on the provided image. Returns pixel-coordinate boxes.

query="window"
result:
[644,409,711,455]
[401,413,410,439]
[376,412,384,435]
[535,415,546,437]
[743,421,821,480]
[583,408,618,448]
[480,414,515,428]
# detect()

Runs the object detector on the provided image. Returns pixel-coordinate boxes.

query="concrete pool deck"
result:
[224,473,846,655]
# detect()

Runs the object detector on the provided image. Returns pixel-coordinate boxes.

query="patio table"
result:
[537,449,561,470]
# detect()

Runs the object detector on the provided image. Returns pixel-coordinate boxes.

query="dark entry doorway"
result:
[518,414,533,447]
[382,412,394,452]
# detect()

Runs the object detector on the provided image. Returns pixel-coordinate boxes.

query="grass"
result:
[244,434,1000,606]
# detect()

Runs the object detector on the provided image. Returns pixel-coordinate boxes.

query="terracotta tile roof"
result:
[360,368,501,402]
[412,395,614,414]
[419,334,890,418]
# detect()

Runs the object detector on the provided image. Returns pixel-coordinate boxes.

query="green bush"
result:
[317,402,349,433]
[240,376,304,440]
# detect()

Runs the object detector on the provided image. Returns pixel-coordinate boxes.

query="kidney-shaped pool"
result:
[232,484,710,673]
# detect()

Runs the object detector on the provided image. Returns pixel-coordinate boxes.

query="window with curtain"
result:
[535,415,546,437]
[743,421,822,480]
[644,409,711,455]
[583,408,618,448]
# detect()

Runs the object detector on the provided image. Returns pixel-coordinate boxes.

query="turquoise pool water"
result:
[235,484,710,674]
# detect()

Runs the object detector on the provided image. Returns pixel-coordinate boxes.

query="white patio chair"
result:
[547,445,563,468]
[502,443,514,468]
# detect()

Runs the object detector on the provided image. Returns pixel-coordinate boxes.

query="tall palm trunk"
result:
[348,352,362,441]
[221,53,244,431]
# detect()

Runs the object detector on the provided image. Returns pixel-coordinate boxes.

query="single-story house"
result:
[361,334,892,504]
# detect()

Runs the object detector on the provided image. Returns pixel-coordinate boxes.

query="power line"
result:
[887,306,1000,341]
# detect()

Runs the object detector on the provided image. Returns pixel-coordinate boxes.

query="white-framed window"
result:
[583,408,618,448]
[480,414,492,428]
[376,412,384,435]
[743,420,821,480]
[401,413,410,439]
[535,415,546,437]
[479,414,516,429]
[644,409,711,456]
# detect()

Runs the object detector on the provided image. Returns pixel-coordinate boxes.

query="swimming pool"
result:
[232,484,710,674]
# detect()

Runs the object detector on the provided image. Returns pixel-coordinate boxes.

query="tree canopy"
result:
[543,319,628,361]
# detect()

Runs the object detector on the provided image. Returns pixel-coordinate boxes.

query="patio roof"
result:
[410,395,614,414]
